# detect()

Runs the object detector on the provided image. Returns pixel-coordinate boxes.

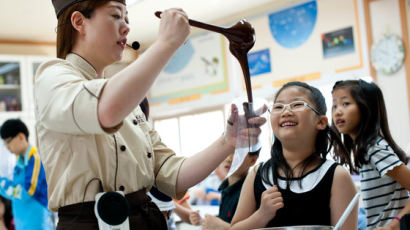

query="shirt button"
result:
[120,145,126,151]
[133,119,138,125]
[147,152,152,158]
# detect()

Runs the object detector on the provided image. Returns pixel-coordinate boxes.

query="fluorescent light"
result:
[127,0,142,6]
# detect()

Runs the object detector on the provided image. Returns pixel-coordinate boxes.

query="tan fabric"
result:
[52,0,126,18]
[34,53,186,211]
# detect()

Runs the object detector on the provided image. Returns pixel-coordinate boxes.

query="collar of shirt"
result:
[219,176,246,195]
[17,145,34,167]
[66,53,101,80]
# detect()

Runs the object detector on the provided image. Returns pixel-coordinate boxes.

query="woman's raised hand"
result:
[157,8,190,48]
[224,103,267,148]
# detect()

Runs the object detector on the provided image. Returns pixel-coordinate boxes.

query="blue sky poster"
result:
[248,49,271,77]
[269,1,317,49]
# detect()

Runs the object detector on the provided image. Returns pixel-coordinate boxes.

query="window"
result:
[179,111,225,157]
[154,118,181,155]
[153,105,273,164]
[154,110,225,157]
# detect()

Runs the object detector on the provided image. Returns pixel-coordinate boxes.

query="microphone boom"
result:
[126,41,140,50]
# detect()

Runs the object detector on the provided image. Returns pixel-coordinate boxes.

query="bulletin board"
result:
[247,0,363,88]
[148,0,365,115]
[149,32,229,105]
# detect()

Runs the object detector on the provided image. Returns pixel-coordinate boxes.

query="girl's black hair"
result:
[261,81,350,189]
[139,97,150,120]
[331,80,407,171]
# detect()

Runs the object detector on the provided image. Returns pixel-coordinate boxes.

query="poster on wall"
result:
[247,0,361,89]
[248,49,272,77]
[150,33,228,104]
[268,0,317,49]
[321,27,355,59]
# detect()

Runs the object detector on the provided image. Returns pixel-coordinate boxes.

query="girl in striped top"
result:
[331,80,410,229]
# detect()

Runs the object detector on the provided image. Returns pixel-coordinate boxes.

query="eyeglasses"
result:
[269,101,320,115]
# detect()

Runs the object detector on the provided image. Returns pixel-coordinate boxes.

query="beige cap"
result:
[52,0,126,18]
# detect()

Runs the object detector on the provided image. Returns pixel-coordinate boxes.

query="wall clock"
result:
[370,34,405,75]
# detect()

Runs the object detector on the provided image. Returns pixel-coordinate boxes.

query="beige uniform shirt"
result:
[34,53,185,211]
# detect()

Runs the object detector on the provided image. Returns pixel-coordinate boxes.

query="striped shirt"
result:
[359,137,409,229]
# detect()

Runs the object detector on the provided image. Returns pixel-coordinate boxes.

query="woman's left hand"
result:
[224,103,267,148]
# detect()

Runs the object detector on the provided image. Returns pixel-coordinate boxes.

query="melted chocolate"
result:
[225,20,255,104]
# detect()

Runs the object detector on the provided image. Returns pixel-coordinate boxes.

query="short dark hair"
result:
[0,119,29,140]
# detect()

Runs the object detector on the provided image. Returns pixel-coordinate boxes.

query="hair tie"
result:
[392,216,401,221]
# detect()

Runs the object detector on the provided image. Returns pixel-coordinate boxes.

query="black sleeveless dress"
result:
[253,160,338,227]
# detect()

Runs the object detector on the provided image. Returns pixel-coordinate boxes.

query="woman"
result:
[35,1,266,229]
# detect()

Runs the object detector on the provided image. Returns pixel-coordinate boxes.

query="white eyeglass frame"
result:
[269,100,320,115]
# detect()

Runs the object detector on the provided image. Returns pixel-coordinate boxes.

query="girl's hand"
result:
[224,103,267,148]
[256,185,284,222]
[189,210,201,226]
[374,220,399,230]
[202,214,230,230]
[157,9,190,49]
[374,226,393,230]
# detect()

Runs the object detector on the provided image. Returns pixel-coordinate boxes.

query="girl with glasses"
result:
[230,81,357,229]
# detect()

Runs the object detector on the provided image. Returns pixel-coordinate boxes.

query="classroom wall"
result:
[0,42,138,76]
[367,0,410,150]
[0,0,409,150]
[149,0,368,113]
[0,43,55,56]
[149,0,410,150]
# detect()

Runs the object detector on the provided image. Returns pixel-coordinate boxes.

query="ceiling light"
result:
[127,0,142,6]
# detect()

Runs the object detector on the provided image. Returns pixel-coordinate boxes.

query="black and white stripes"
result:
[359,137,409,228]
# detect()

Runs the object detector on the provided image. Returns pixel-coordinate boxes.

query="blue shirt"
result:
[0,145,52,230]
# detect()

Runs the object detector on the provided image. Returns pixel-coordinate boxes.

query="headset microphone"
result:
[126,41,140,50]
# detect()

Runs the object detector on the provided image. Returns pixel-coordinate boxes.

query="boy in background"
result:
[193,149,260,230]
[0,119,52,230]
